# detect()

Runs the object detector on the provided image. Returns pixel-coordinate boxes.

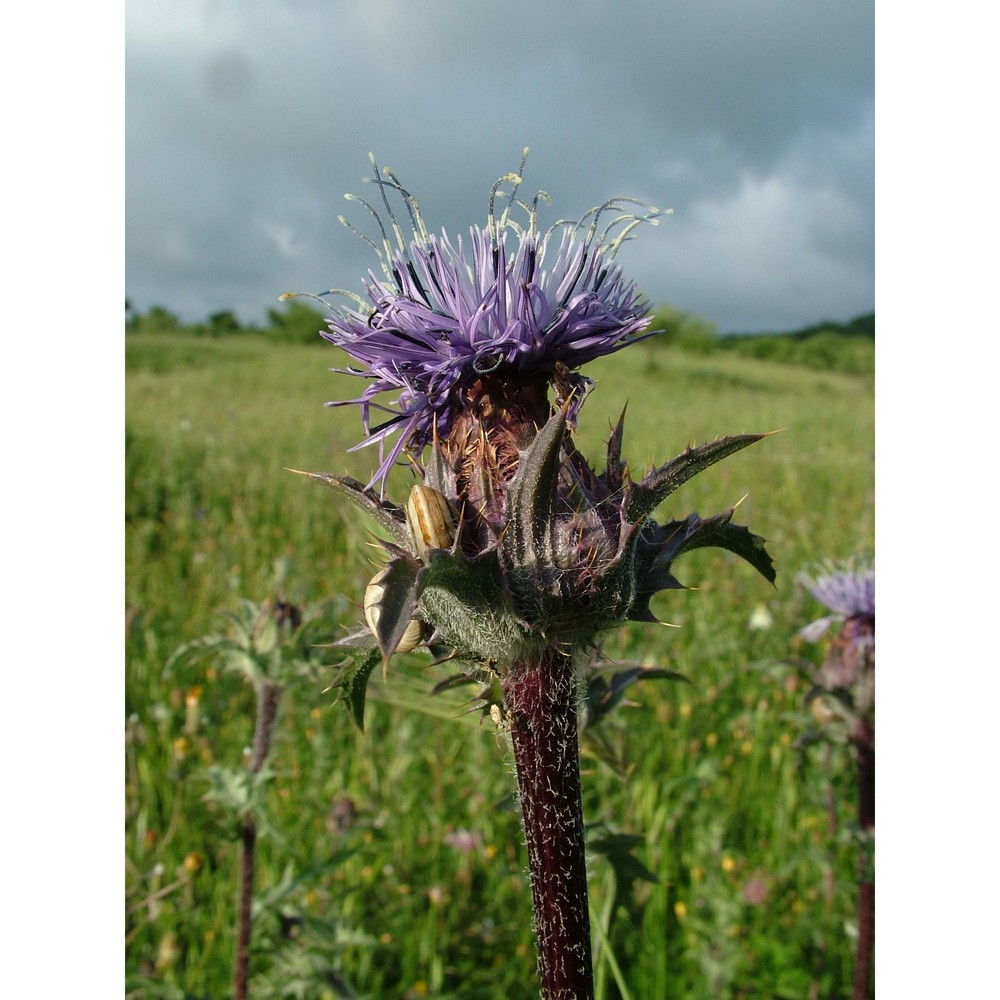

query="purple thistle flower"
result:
[314,152,664,487]
[797,559,875,644]
[798,558,874,710]
[797,559,875,1000]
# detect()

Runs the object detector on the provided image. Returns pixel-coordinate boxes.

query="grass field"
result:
[125,332,874,999]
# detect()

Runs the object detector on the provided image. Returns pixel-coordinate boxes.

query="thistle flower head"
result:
[798,558,875,711]
[316,151,663,487]
[797,558,875,644]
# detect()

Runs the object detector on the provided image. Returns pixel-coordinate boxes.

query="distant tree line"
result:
[125,299,327,344]
[648,306,873,374]
[125,299,874,375]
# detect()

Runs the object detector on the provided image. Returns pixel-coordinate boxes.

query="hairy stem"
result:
[233,680,282,1000]
[502,647,593,1000]
[852,714,875,1000]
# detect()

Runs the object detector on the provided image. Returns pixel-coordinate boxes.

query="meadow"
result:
[125,331,874,999]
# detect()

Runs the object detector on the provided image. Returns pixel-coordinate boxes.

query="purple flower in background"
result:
[742,872,770,907]
[314,151,663,487]
[797,560,875,644]
[796,559,875,999]
[443,828,481,855]
[797,558,875,711]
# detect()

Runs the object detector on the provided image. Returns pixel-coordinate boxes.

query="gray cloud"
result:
[126,0,873,332]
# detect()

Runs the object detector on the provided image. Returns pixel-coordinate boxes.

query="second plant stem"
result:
[852,715,875,1000]
[233,679,282,1000]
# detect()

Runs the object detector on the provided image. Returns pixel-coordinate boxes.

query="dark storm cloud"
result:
[126,0,873,332]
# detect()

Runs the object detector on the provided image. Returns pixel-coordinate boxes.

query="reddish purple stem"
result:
[502,648,594,1000]
[852,715,875,1000]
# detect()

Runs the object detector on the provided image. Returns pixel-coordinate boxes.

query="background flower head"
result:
[797,557,874,711]
[797,558,874,644]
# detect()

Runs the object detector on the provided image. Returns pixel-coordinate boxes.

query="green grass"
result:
[126,333,873,999]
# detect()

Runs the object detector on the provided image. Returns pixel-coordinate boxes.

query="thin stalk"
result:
[502,646,594,1000]
[852,715,875,1000]
[233,680,282,1000]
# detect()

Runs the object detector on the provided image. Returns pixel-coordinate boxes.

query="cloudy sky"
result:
[126,0,873,334]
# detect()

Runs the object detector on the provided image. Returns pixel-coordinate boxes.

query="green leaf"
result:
[588,824,658,914]
[335,650,380,732]
[325,625,378,651]
[219,648,266,685]
[651,510,776,585]
[199,764,275,818]
[676,510,777,584]
[501,405,568,569]
[422,444,458,497]
[162,635,230,677]
[629,510,775,621]
[251,854,356,919]
[603,405,628,491]
[430,672,478,695]
[367,555,423,668]
[626,433,768,523]
[286,469,409,545]
[418,544,514,644]
[583,665,690,729]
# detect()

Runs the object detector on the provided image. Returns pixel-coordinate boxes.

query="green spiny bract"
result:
[299,394,774,720]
